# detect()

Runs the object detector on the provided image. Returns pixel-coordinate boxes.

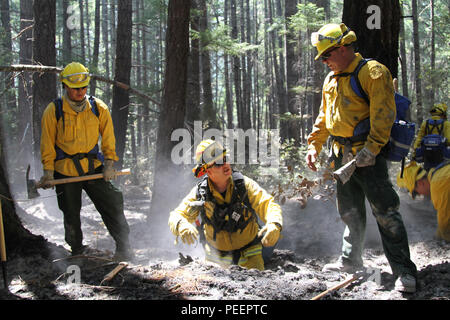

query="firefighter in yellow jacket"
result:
[397,161,450,242]
[306,23,417,293]
[168,139,283,270]
[39,62,133,261]
[412,103,450,169]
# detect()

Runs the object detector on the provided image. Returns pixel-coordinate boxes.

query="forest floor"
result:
[0,174,449,306]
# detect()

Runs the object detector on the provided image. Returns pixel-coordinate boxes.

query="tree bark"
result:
[90,0,101,96]
[285,0,300,142]
[149,0,191,225]
[411,0,423,123]
[185,0,201,126]
[111,0,133,169]
[342,0,400,78]
[198,0,218,129]
[18,0,34,170]
[32,0,57,175]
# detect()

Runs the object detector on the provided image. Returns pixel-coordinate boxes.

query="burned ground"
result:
[0,179,449,302]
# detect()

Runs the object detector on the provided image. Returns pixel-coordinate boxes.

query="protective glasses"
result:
[311,32,340,46]
[207,156,228,169]
[311,27,349,46]
[61,72,90,85]
[320,46,340,61]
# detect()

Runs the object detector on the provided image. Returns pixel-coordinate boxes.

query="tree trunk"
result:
[285,0,300,142]
[102,0,111,101]
[78,0,86,62]
[111,0,132,169]
[185,0,201,126]
[62,0,72,64]
[399,3,409,99]
[149,0,191,226]
[198,0,217,129]
[428,0,435,108]
[411,0,423,123]
[224,0,233,129]
[32,0,57,175]
[231,0,243,129]
[18,0,34,173]
[342,0,400,78]
[89,0,101,96]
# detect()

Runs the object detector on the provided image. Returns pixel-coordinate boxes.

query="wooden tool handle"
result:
[42,168,131,187]
[0,202,7,262]
[310,274,358,300]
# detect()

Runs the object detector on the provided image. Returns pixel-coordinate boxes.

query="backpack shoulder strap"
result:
[350,58,371,106]
[54,98,64,121]
[88,95,99,117]
[231,170,256,215]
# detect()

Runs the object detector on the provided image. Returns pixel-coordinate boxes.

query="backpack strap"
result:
[431,160,450,179]
[425,119,444,136]
[53,96,103,175]
[195,171,258,241]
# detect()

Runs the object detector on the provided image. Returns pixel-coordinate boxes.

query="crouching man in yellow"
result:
[397,161,450,242]
[168,140,283,270]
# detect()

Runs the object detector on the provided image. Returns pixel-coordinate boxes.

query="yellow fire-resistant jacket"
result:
[428,163,450,241]
[307,53,396,157]
[40,96,119,176]
[413,116,450,151]
[168,175,283,252]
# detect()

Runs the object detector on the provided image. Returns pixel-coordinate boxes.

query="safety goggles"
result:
[311,32,340,46]
[311,27,349,47]
[207,156,228,169]
[61,72,90,85]
[320,46,340,61]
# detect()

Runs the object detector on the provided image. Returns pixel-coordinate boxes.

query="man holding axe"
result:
[38,62,133,261]
[306,24,417,293]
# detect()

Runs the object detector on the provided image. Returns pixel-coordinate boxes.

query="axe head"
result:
[26,165,40,199]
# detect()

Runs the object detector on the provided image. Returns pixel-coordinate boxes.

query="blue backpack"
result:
[415,119,449,170]
[348,59,416,163]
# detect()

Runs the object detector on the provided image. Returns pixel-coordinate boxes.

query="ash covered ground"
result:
[0,179,449,302]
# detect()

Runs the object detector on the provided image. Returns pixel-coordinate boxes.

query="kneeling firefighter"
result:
[168,139,283,270]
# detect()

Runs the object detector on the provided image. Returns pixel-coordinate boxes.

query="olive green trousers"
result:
[335,153,417,277]
[55,167,130,252]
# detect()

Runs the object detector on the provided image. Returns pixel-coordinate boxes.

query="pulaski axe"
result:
[332,159,357,185]
[26,165,131,199]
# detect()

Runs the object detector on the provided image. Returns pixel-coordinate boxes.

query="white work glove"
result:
[39,170,54,189]
[355,147,376,167]
[258,222,282,247]
[177,220,199,245]
[103,159,116,181]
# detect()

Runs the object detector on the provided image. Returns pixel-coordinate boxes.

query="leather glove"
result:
[258,222,281,247]
[355,147,376,167]
[103,159,116,181]
[39,170,54,189]
[177,220,199,245]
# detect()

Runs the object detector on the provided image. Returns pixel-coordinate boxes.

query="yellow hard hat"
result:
[60,62,90,88]
[310,23,357,60]
[430,103,448,116]
[396,162,427,198]
[192,139,227,178]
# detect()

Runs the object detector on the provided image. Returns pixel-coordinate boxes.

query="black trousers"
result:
[55,166,130,252]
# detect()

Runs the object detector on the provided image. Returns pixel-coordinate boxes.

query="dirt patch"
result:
[1,184,448,301]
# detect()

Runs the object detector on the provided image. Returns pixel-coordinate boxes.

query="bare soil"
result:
[0,181,448,303]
